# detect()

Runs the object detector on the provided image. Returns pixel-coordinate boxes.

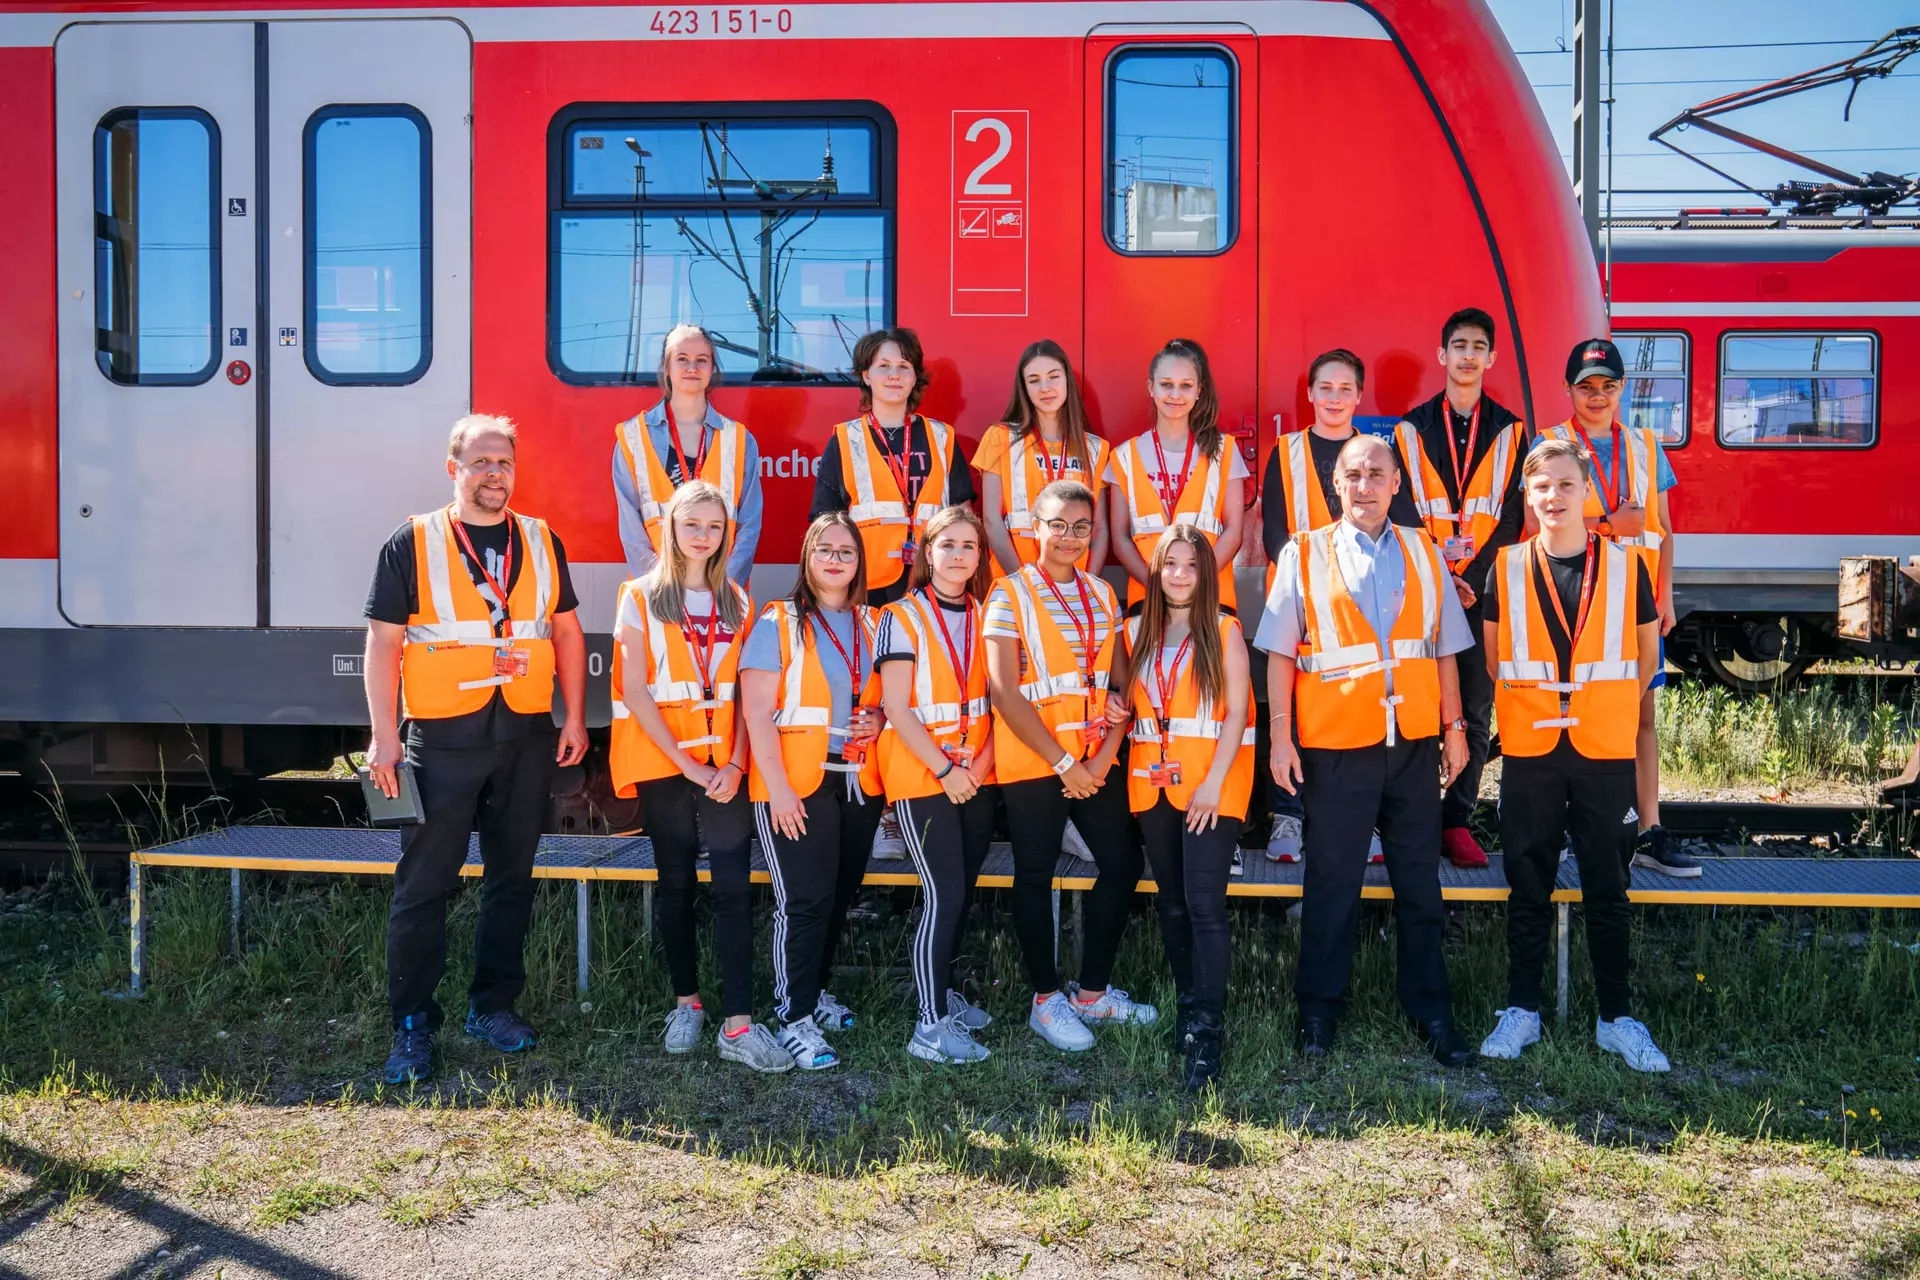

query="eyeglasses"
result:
[811,545,859,564]
[1041,519,1096,538]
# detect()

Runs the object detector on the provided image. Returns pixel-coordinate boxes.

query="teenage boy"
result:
[1258,350,1416,864]
[1540,339,1698,877]
[1479,438,1671,1072]
[1389,309,1527,870]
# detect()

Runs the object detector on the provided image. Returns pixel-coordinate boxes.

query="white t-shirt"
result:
[1103,431,1250,506]
[616,585,738,685]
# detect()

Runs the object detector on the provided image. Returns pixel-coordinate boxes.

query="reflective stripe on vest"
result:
[1544,422,1666,552]
[1492,538,1641,758]
[1122,614,1256,818]
[1293,523,1443,748]
[400,508,558,718]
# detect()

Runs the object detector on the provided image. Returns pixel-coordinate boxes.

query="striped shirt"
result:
[984,567,1118,677]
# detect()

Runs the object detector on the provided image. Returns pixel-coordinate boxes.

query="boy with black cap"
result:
[1390,308,1527,871]
[1538,338,1698,877]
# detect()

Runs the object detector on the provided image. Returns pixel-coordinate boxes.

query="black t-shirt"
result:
[1261,431,1420,561]
[875,594,973,667]
[1483,542,1657,767]
[365,516,581,750]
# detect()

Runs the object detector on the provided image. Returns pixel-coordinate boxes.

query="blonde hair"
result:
[1522,436,1592,484]
[908,505,993,600]
[657,324,718,395]
[643,481,744,630]
[448,413,517,459]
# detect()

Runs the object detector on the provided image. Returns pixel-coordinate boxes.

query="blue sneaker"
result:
[384,1015,435,1084]
[464,1007,538,1053]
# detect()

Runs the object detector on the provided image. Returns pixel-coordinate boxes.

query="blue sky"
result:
[1483,0,1919,213]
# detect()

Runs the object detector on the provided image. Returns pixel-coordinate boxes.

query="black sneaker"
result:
[1631,825,1702,878]
[464,1007,538,1052]
[1181,1017,1223,1093]
[384,1015,435,1085]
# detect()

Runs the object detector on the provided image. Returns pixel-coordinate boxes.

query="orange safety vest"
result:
[608,579,753,796]
[614,408,751,557]
[1291,522,1445,750]
[1493,537,1642,760]
[1393,416,1523,558]
[988,564,1118,784]
[1110,432,1238,610]
[746,600,884,803]
[987,423,1111,575]
[876,593,996,801]
[1124,615,1256,818]
[834,414,955,591]
[1264,430,1339,596]
[400,507,559,721]
[1539,420,1667,571]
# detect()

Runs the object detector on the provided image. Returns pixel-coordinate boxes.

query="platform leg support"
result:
[229,867,242,958]
[642,881,654,941]
[1555,901,1570,1023]
[1051,886,1061,968]
[129,858,146,998]
[1070,889,1084,972]
[575,880,591,996]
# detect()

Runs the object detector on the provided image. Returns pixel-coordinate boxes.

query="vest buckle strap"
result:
[1532,716,1580,729]
[1328,657,1397,682]
[1380,694,1404,747]
[691,699,726,712]
[1538,681,1583,693]
[821,760,862,773]
[457,675,513,691]
[676,735,723,750]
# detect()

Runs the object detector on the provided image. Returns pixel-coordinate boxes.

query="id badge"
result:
[493,647,531,678]
[1084,720,1108,750]
[840,740,869,767]
[1147,761,1182,789]
[900,538,916,562]
[1441,535,1476,564]
[942,745,974,769]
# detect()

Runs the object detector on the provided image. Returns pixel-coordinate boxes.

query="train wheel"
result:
[1697,615,1814,694]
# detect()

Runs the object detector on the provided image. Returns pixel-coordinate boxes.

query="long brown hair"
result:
[1135,526,1226,711]
[908,505,994,600]
[644,482,744,631]
[791,511,869,630]
[1000,338,1095,483]
[1149,337,1222,464]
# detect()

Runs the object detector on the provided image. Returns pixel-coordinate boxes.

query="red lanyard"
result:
[924,589,976,737]
[450,510,513,638]
[814,608,865,693]
[1533,534,1598,656]
[663,405,710,484]
[1038,568,1101,678]
[1151,630,1194,758]
[1570,421,1625,514]
[1031,433,1068,486]
[1443,398,1481,503]
[864,414,916,503]
[1147,429,1194,516]
[686,593,722,701]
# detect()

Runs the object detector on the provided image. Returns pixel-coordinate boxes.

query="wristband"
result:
[935,759,955,780]
[1052,752,1076,777]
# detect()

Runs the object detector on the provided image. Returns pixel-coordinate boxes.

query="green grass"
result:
[1658,677,1916,793]
[2,859,1918,1272]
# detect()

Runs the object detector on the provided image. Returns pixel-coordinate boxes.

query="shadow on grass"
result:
[0,1136,352,1280]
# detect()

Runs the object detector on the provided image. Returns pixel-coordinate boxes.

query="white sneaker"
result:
[1595,1016,1671,1073]
[908,1015,990,1064]
[814,990,856,1031]
[871,813,906,861]
[662,1003,705,1054]
[716,1022,796,1073]
[1061,820,1097,863]
[1028,990,1095,1051]
[1478,1006,1542,1060]
[775,1015,840,1071]
[1266,813,1303,863]
[1066,982,1159,1027]
[1367,830,1385,865]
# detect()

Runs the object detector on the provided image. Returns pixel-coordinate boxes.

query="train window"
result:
[1615,332,1689,447]
[304,106,432,385]
[549,105,894,386]
[1718,332,1877,448]
[1105,47,1237,255]
[93,108,220,386]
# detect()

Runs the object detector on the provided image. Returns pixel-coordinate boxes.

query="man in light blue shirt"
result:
[613,401,764,587]
[1254,433,1475,1069]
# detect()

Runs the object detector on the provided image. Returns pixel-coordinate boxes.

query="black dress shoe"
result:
[1297,1015,1337,1058]
[1420,1018,1474,1068]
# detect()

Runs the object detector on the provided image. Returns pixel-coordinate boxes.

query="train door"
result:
[54,18,471,629]
[1082,27,1260,472]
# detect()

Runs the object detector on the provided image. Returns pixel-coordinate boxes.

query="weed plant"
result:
[1657,677,1916,791]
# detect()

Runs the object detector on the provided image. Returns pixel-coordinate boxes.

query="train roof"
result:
[1602,216,1920,263]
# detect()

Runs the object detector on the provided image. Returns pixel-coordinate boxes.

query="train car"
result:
[1602,212,1920,690]
[0,0,1602,787]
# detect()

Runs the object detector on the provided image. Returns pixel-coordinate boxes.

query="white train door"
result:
[55,17,471,628]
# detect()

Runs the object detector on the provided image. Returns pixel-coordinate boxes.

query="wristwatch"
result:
[1596,518,1615,538]
[1445,718,1468,733]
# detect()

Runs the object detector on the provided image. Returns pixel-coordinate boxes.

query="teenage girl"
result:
[974,339,1111,576]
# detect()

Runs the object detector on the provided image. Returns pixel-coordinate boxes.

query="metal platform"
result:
[127,826,1920,1017]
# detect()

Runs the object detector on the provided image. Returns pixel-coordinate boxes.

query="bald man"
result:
[1254,433,1475,1066]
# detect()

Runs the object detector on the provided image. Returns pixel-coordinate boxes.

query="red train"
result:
[1602,211,1920,689]
[1,0,1605,784]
